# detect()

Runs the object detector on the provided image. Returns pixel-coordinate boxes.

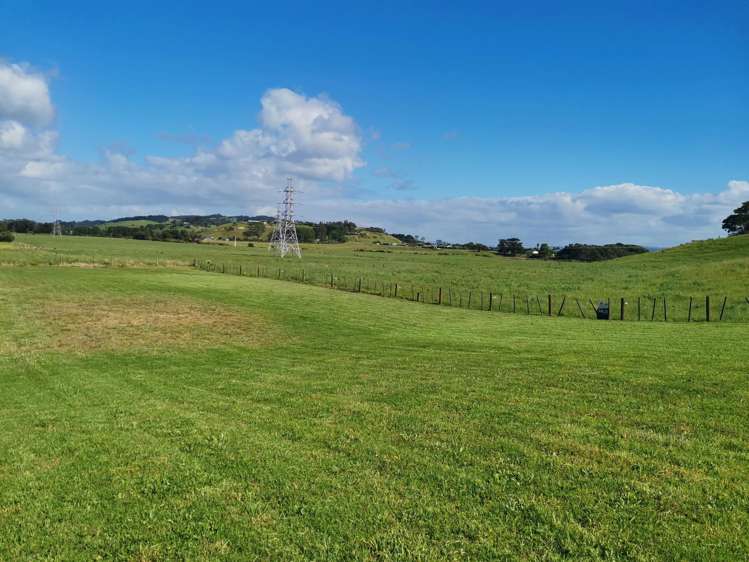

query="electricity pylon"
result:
[52,209,62,236]
[269,177,301,258]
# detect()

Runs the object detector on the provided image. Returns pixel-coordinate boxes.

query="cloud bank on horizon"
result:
[1,60,747,247]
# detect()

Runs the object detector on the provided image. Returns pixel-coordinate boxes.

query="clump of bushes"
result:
[556,243,647,261]
[0,231,15,242]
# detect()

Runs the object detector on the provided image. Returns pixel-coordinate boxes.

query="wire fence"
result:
[194,259,749,323]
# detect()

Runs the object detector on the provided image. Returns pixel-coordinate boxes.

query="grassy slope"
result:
[0,266,748,559]
[7,233,749,320]
[102,219,163,228]
[347,228,402,245]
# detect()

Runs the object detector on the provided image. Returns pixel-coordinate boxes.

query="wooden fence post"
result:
[688,297,693,322]
[536,295,542,315]
[719,296,727,321]
[548,294,552,316]
[663,297,667,322]
[575,298,584,318]
[620,297,625,321]
[468,291,472,309]
[438,287,442,305]
[637,297,641,321]
[558,295,567,316]
[706,296,710,322]
[651,297,657,321]
[512,295,516,313]
[488,292,493,311]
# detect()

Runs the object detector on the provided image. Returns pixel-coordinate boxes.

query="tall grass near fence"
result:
[194,258,749,323]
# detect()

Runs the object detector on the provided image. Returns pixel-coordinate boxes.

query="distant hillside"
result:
[635,234,749,264]
[103,219,164,228]
[106,214,276,227]
[347,228,402,245]
[584,234,749,295]
[107,215,170,224]
[171,214,274,227]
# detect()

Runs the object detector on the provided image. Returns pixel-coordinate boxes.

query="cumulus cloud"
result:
[0,62,54,126]
[0,84,364,216]
[319,181,749,247]
[0,60,746,247]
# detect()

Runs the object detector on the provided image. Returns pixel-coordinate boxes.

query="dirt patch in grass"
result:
[25,295,273,354]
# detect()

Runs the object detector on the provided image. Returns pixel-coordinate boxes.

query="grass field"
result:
[102,219,164,228]
[1,245,749,559]
[6,233,749,321]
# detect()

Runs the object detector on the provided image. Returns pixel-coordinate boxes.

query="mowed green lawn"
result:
[1,265,747,560]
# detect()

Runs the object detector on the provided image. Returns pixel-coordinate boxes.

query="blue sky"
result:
[0,1,747,245]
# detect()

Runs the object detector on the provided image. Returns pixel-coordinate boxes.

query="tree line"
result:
[2,200,746,255]
[495,238,648,261]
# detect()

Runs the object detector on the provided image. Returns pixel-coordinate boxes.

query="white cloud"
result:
[0,120,27,149]
[0,61,746,247]
[0,85,364,215]
[0,62,54,126]
[310,181,749,247]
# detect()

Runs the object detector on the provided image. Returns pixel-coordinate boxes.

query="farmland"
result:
[6,232,749,321]
[1,236,748,559]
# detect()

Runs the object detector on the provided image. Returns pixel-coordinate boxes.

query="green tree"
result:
[538,243,554,258]
[296,224,316,243]
[243,222,265,240]
[722,201,749,235]
[316,223,327,242]
[497,238,524,256]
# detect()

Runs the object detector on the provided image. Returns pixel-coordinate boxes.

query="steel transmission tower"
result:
[269,177,301,258]
[52,210,62,236]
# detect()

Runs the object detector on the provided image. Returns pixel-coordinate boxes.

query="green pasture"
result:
[1,265,748,560]
[6,233,749,321]
[102,219,163,228]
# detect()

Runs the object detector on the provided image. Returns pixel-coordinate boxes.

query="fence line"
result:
[192,259,749,323]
